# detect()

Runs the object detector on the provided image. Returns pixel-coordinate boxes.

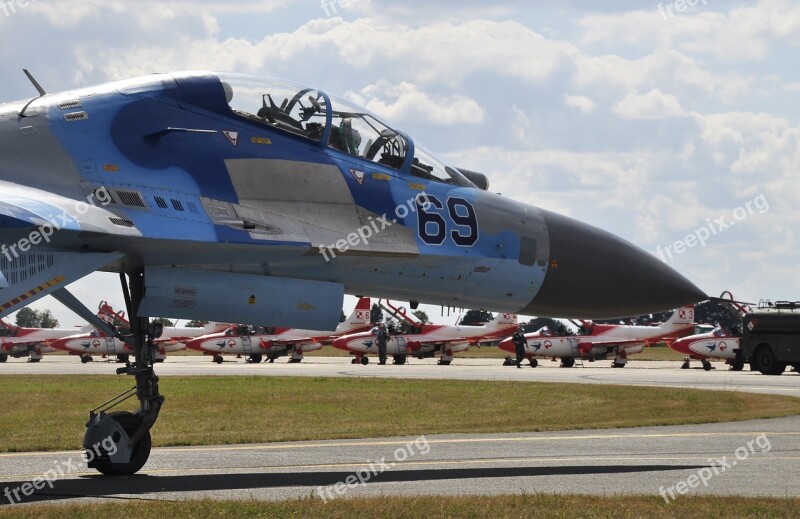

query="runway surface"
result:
[1,417,797,505]
[2,355,799,397]
[1,355,798,506]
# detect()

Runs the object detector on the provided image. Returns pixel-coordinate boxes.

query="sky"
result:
[1,0,799,328]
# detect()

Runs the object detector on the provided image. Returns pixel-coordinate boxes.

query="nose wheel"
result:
[53,271,164,476]
[87,410,152,476]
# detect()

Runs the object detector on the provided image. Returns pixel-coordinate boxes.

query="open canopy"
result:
[218,73,474,187]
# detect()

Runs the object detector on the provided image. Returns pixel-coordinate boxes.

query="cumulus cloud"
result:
[2,0,799,323]
[344,81,485,126]
[611,89,684,119]
[563,94,596,113]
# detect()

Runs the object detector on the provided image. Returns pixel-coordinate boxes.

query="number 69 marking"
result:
[416,194,478,246]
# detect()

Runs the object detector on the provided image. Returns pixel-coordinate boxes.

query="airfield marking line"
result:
[149,431,800,452]
[2,431,798,460]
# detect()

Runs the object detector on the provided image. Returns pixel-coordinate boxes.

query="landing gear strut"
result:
[56,271,164,476]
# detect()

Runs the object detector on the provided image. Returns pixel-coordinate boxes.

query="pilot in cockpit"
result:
[329,118,362,156]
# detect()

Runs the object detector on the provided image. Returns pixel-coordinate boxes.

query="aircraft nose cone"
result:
[48,339,68,351]
[497,337,514,353]
[332,337,350,351]
[524,210,706,319]
[669,337,692,355]
[185,338,205,351]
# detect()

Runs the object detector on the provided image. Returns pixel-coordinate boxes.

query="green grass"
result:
[1,495,798,518]
[1,375,799,453]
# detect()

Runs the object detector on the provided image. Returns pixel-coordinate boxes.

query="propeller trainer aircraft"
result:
[0,70,705,474]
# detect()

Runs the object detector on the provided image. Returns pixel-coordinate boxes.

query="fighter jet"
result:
[499,307,696,367]
[185,296,372,363]
[0,70,705,475]
[333,300,517,365]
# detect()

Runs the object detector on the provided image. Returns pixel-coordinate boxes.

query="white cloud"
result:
[611,88,684,119]
[2,0,799,324]
[345,81,484,126]
[578,1,800,63]
[563,94,596,113]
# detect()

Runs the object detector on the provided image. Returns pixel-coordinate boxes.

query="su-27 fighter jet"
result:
[0,70,705,475]
[499,306,696,367]
[333,299,518,365]
[185,296,372,363]
[0,300,121,363]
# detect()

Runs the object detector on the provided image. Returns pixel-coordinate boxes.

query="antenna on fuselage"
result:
[18,69,47,117]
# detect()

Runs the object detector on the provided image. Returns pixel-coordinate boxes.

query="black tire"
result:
[213,355,223,364]
[612,362,625,368]
[681,361,690,369]
[360,356,369,365]
[249,354,262,364]
[29,358,40,363]
[0,354,7,363]
[561,357,575,368]
[93,411,151,476]
[116,354,129,364]
[702,360,712,371]
[81,355,91,364]
[438,359,451,366]
[393,355,407,365]
[751,345,785,375]
[730,360,745,371]
[529,358,538,368]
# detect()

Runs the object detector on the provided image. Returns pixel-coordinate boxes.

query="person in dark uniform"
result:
[511,325,528,368]
[376,323,389,365]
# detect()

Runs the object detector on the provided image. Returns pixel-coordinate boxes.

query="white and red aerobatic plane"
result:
[499,306,696,367]
[333,301,518,365]
[186,297,372,363]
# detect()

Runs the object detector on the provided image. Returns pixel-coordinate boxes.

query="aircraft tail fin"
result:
[338,297,372,333]
[664,306,694,326]
[485,312,518,329]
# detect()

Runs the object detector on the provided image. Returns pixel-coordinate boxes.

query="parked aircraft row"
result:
[1,300,748,371]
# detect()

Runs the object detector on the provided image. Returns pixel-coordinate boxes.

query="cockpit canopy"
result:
[218,73,475,187]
